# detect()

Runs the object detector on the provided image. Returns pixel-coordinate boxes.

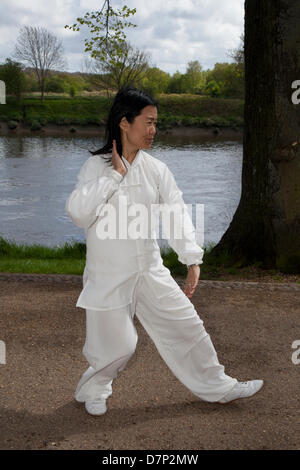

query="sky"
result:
[0,0,244,75]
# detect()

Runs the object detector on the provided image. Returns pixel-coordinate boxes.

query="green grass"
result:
[0,236,86,275]
[2,236,299,281]
[157,93,244,120]
[0,235,207,276]
[0,93,244,129]
[0,258,86,275]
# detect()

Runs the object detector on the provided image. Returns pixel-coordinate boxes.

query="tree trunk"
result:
[210,0,300,272]
[40,77,45,102]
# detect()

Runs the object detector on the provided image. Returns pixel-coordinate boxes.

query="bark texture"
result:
[211,0,300,271]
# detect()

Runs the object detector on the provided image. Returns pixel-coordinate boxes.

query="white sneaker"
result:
[217,380,264,403]
[85,398,107,415]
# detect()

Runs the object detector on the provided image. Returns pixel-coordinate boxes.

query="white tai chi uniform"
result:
[65,149,237,403]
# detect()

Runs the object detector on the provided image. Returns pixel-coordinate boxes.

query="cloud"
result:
[0,0,244,73]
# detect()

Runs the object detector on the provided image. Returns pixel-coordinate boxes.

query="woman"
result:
[65,86,263,415]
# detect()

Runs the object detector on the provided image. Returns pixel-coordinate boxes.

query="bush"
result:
[205,80,222,98]
[30,120,42,131]
[277,253,300,274]
[39,117,47,126]
[7,120,18,129]
[45,76,67,93]
[69,86,76,98]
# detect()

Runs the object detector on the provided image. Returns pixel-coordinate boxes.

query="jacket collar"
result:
[121,148,143,169]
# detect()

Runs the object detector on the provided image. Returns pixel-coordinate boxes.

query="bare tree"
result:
[90,39,150,95]
[79,56,94,75]
[13,26,66,101]
[227,33,244,66]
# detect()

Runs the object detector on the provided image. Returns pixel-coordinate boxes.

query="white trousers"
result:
[74,273,238,403]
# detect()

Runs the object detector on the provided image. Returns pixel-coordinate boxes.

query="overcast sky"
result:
[0,0,244,75]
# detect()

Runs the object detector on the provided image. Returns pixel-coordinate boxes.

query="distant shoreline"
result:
[0,121,243,139]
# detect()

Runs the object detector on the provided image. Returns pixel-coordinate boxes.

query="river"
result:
[0,133,243,250]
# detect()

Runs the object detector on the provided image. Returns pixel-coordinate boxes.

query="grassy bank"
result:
[1,236,299,282]
[0,93,244,131]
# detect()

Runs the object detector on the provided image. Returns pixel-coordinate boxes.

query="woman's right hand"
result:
[112,139,127,177]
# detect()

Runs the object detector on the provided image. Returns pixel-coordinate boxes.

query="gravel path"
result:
[0,273,299,450]
[0,271,300,290]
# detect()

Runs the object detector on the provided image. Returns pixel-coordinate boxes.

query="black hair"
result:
[89,86,158,166]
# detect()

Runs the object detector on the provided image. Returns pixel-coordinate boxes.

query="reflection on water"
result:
[0,134,243,249]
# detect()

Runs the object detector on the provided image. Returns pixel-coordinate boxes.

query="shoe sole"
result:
[85,401,107,415]
[85,410,107,416]
[217,380,265,405]
[85,407,107,416]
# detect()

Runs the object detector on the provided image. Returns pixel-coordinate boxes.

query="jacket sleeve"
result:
[158,162,204,266]
[65,156,124,229]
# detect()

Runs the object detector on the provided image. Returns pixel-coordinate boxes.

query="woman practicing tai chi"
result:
[65,86,264,415]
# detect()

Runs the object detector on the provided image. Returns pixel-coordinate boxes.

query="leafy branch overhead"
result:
[64,1,137,62]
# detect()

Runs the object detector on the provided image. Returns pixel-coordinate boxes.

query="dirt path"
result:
[0,274,299,450]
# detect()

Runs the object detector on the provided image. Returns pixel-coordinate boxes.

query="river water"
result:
[0,134,243,251]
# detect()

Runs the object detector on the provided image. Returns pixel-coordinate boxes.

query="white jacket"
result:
[65,149,204,311]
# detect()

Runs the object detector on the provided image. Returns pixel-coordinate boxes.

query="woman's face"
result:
[120,105,158,150]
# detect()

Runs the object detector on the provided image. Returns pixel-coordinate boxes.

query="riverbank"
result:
[0,93,244,137]
[0,120,243,138]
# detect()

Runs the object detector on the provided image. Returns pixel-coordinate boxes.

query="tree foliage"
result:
[0,58,27,103]
[65,1,137,64]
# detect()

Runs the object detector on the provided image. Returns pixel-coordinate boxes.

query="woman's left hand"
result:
[183,265,200,298]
